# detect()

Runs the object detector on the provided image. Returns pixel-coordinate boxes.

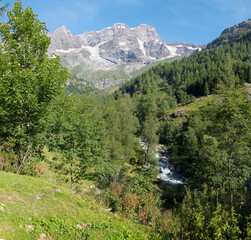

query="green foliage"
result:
[157,121,179,146]
[181,126,199,158]
[103,94,139,162]
[202,90,250,188]
[0,0,69,173]
[0,0,9,16]
[0,5,250,238]
[142,115,158,164]
[171,89,250,190]
[179,185,245,239]
[104,182,161,226]
[95,93,143,189]
[45,94,105,189]
[0,171,153,240]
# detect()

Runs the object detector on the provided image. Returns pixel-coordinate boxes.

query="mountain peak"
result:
[132,24,159,42]
[135,24,156,30]
[48,23,204,88]
[53,25,73,36]
[59,25,67,30]
[49,25,79,52]
[113,23,130,29]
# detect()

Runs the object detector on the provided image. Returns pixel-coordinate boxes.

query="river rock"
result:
[160,157,167,162]
[169,165,175,172]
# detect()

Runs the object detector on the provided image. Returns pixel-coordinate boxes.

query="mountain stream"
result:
[139,139,185,185]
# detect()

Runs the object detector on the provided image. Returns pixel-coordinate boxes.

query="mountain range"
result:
[48,23,204,89]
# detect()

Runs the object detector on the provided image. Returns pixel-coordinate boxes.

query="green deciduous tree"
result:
[180,185,243,239]
[206,90,250,203]
[0,0,68,172]
[158,121,179,146]
[142,114,158,165]
[45,94,105,190]
[0,0,9,16]
[181,126,199,159]
[181,89,250,194]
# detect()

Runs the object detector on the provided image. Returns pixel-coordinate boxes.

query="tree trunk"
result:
[17,142,32,174]
[70,163,73,191]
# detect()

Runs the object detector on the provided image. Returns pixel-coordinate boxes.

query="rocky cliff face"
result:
[48,23,204,89]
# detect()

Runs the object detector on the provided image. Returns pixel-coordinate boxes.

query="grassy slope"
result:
[0,172,154,240]
[66,57,181,92]
[165,95,217,125]
[168,83,251,125]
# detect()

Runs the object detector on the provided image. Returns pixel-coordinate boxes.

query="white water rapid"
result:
[140,139,185,185]
[156,151,184,184]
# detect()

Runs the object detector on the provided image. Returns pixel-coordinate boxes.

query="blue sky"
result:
[2,0,251,44]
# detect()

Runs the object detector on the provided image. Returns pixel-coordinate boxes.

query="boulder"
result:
[169,165,175,172]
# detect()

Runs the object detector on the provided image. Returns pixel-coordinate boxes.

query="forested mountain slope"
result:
[207,18,251,48]
[119,19,251,104]
[116,18,251,186]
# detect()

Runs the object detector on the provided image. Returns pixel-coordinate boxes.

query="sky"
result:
[2,0,251,44]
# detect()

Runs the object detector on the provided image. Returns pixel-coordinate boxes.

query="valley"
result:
[0,1,250,239]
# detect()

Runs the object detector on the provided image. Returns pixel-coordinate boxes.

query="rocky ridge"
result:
[207,19,251,49]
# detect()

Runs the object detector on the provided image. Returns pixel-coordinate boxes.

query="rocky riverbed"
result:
[139,139,185,185]
[156,145,185,185]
